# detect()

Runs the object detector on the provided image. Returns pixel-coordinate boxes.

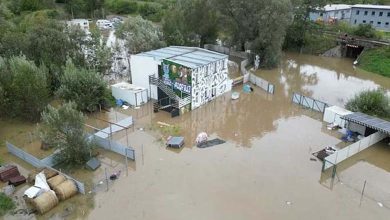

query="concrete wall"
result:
[350,8,390,31]
[191,58,232,110]
[130,55,159,100]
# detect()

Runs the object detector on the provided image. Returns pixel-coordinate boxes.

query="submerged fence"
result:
[6,141,85,194]
[323,131,387,170]
[249,74,275,94]
[241,59,275,94]
[292,92,329,113]
[90,134,135,160]
[204,44,275,94]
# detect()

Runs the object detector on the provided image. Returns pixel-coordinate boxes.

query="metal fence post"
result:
[360,180,367,206]
[125,149,128,176]
[105,168,109,192]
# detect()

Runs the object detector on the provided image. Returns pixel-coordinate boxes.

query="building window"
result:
[354,19,357,24]
[363,20,366,23]
[372,11,375,16]
[377,21,381,26]
[364,11,368,15]
[379,12,383,16]
[386,22,389,26]
[370,21,374,25]
[388,12,390,17]
[356,10,360,15]
[320,13,323,16]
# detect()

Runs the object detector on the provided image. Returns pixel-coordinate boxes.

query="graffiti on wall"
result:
[191,59,232,110]
[161,60,192,96]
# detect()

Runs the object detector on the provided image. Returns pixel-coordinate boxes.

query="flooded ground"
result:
[1,52,390,219]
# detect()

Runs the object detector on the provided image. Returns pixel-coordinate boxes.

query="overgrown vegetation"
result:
[346,89,390,120]
[358,47,390,77]
[0,193,15,216]
[0,56,49,122]
[40,102,94,166]
[105,0,170,22]
[57,60,114,112]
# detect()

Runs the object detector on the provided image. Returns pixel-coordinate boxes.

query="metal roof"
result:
[351,4,390,10]
[341,112,390,135]
[323,4,351,11]
[137,46,228,69]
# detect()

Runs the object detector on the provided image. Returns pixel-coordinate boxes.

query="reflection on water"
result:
[258,52,390,106]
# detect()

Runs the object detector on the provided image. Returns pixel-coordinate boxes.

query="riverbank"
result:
[358,47,390,77]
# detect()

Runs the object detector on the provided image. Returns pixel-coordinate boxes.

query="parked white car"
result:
[96,19,113,29]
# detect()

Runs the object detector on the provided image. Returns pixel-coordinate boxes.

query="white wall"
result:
[324,131,387,170]
[191,58,232,110]
[130,55,159,100]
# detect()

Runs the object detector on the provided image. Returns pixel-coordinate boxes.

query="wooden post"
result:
[105,168,109,192]
[125,149,128,176]
[360,180,367,206]
[142,144,144,166]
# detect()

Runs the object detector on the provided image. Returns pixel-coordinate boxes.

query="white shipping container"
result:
[323,106,353,128]
[111,82,148,107]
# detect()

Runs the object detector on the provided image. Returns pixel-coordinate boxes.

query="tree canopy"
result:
[215,0,293,67]
[57,60,114,112]
[0,56,49,121]
[116,16,165,54]
[40,102,94,166]
[163,0,218,47]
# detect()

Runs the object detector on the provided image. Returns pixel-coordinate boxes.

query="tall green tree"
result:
[40,102,94,166]
[163,0,219,47]
[284,0,327,51]
[116,16,165,54]
[86,27,113,75]
[215,0,293,68]
[0,12,86,91]
[57,60,114,112]
[0,56,49,121]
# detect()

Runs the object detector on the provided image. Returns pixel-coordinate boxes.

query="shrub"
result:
[353,24,377,39]
[346,89,390,120]
[40,102,94,166]
[0,193,15,216]
[57,60,114,112]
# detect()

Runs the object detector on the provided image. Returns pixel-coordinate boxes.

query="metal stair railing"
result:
[149,75,177,100]
[149,75,191,109]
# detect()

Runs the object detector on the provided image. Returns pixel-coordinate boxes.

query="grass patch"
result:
[0,193,15,216]
[358,47,390,77]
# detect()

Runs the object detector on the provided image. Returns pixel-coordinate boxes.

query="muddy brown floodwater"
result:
[1,52,390,220]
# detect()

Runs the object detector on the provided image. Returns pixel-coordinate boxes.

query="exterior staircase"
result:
[149,75,191,112]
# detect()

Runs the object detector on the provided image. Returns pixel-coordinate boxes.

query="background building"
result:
[350,4,390,31]
[310,4,352,23]
[310,4,390,31]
